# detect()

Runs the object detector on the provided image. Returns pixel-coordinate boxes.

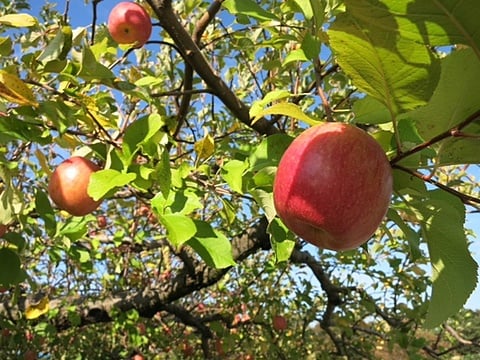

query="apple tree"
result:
[0,0,480,358]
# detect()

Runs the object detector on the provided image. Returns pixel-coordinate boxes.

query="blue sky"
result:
[25,0,480,310]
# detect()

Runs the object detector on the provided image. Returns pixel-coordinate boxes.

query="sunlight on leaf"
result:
[251,102,321,126]
[417,191,478,328]
[0,70,38,106]
[25,297,50,320]
[0,14,37,27]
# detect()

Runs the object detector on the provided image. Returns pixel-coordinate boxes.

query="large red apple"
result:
[108,2,152,47]
[48,156,102,216]
[273,123,392,251]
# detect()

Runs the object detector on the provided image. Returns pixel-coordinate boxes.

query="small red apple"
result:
[132,354,145,360]
[182,341,194,357]
[108,2,152,47]
[25,330,34,342]
[48,156,102,216]
[272,315,287,331]
[23,349,36,360]
[137,322,146,335]
[0,224,6,237]
[215,338,225,356]
[97,215,107,228]
[273,123,392,251]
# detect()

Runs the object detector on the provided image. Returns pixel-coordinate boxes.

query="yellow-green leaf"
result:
[194,132,215,164]
[25,297,50,320]
[0,14,37,27]
[0,70,38,106]
[251,102,321,126]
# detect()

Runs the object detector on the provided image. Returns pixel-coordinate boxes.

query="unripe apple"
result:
[108,2,152,48]
[273,123,392,251]
[272,315,287,331]
[48,156,102,216]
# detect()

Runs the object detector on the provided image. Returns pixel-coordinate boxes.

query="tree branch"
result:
[0,218,271,331]
[145,0,279,136]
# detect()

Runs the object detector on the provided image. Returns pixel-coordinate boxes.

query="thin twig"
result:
[390,108,480,165]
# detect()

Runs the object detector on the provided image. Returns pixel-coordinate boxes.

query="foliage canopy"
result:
[0,0,479,358]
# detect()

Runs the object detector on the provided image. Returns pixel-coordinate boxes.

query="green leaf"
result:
[37,26,72,63]
[251,166,276,189]
[250,188,276,222]
[35,188,56,237]
[329,8,439,114]
[437,124,480,166]
[221,160,249,194]
[0,13,37,27]
[249,134,293,171]
[392,169,427,196]
[159,214,196,247]
[293,0,314,20]
[350,0,480,60]
[0,248,22,286]
[188,220,235,269]
[282,49,309,66]
[0,37,12,56]
[251,102,321,126]
[223,0,281,23]
[416,191,478,328]
[268,218,295,263]
[58,217,88,241]
[301,32,321,60]
[387,208,422,261]
[156,149,171,199]
[123,114,165,164]
[88,169,136,200]
[77,45,115,81]
[194,131,215,164]
[413,49,480,140]
[353,96,391,124]
[70,245,91,264]
[250,90,291,118]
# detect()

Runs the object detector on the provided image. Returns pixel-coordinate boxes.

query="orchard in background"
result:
[0,0,479,359]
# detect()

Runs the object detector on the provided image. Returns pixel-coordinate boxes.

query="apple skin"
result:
[23,350,37,360]
[272,315,287,331]
[97,215,107,228]
[273,123,392,251]
[48,156,102,216]
[108,2,152,47]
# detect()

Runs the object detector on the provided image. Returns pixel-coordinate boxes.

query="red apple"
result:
[108,2,152,47]
[97,215,107,228]
[272,315,287,331]
[23,349,36,360]
[132,354,145,360]
[273,123,392,251]
[0,224,6,237]
[48,156,102,216]
[137,322,146,335]
[182,341,194,357]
